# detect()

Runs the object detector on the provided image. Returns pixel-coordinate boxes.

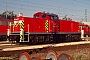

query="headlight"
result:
[14,21,18,23]
[19,20,22,23]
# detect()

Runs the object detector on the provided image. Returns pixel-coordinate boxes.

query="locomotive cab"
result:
[33,12,59,33]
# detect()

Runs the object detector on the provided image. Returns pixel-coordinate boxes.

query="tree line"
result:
[0,11,17,20]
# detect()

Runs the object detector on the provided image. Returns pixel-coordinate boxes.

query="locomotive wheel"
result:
[46,50,58,60]
[19,52,30,60]
[58,53,72,60]
[31,56,42,60]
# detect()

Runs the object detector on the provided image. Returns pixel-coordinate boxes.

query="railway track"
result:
[0,41,90,51]
[0,40,90,60]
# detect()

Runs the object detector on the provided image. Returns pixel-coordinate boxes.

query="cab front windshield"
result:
[50,16,58,20]
[48,14,59,20]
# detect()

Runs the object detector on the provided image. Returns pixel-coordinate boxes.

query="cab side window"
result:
[42,13,46,18]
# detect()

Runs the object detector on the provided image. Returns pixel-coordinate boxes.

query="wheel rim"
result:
[46,50,58,60]
[31,56,41,60]
[58,53,72,60]
[19,52,30,60]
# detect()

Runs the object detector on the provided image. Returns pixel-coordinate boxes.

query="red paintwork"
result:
[0,26,8,34]
[59,20,79,32]
[13,26,20,32]
[24,18,46,32]
[13,17,55,33]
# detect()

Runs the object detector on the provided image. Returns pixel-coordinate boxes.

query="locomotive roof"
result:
[47,13,58,16]
[34,12,58,16]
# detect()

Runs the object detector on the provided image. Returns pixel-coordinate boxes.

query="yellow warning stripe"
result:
[45,20,49,32]
[20,34,23,41]
[20,20,24,29]
[13,20,24,28]
[14,23,19,27]
[20,20,24,41]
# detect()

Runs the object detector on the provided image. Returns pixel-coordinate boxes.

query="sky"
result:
[0,0,90,22]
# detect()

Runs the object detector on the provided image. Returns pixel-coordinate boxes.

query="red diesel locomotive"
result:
[9,12,90,44]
